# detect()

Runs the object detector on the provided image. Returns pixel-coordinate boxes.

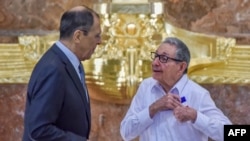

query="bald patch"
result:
[69,6,87,12]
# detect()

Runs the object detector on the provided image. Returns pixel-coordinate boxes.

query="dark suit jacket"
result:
[22,44,91,141]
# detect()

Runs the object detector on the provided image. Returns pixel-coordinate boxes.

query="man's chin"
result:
[83,55,91,61]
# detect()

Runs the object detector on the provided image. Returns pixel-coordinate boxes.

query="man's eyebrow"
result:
[157,52,169,55]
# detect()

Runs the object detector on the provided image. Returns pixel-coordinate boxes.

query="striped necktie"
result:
[78,63,89,102]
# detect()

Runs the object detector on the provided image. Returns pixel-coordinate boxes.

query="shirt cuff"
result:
[193,111,209,130]
[137,106,154,127]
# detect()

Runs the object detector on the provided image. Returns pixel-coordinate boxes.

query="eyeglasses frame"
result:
[151,52,183,63]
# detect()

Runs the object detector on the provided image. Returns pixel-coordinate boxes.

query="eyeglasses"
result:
[151,52,183,63]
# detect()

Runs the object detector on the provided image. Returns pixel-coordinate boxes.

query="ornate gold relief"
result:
[18,33,58,62]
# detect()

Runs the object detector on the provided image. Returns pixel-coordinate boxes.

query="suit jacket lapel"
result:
[51,45,91,125]
[65,64,91,129]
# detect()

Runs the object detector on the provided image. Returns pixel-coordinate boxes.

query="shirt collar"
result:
[170,74,188,95]
[55,41,80,73]
[152,74,189,95]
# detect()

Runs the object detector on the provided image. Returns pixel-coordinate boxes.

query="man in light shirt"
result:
[120,37,232,141]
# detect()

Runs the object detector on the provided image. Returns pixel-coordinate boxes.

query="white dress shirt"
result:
[120,74,232,141]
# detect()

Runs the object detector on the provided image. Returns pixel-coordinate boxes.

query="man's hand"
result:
[173,106,197,123]
[149,93,182,118]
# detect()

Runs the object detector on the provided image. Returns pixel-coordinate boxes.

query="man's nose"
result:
[152,57,160,65]
[97,38,102,45]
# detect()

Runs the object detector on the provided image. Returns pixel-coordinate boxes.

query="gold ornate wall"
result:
[1,0,250,104]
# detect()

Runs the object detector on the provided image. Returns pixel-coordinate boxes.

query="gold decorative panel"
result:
[1,0,250,104]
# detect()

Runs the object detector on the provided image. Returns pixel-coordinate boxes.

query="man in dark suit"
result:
[22,5,101,141]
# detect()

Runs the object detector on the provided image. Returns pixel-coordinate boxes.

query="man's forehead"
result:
[157,44,176,52]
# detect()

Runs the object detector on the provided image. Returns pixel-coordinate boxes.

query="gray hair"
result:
[162,37,191,73]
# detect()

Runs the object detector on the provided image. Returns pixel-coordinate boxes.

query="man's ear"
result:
[73,30,82,43]
[179,61,187,74]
